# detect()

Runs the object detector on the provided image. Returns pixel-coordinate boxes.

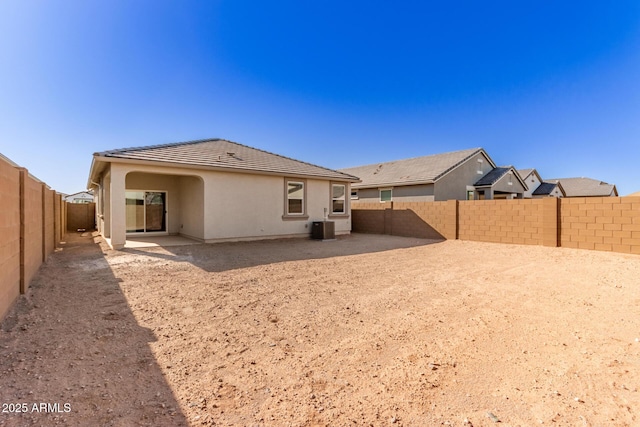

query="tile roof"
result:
[546,177,617,197]
[532,182,560,196]
[340,148,487,189]
[94,138,359,181]
[474,166,512,186]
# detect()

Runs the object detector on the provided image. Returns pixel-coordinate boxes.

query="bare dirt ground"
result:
[1,232,640,427]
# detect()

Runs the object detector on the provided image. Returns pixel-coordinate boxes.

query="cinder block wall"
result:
[560,197,640,254]
[392,201,456,240]
[0,153,65,322]
[67,203,96,231]
[458,199,545,245]
[44,188,55,259]
[0,158,21,322]
[22,172,44,293]
[352,196,639,255]
[351,202,386,234]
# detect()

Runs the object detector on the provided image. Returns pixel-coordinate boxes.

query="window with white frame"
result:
[286,180,305,215]
[380,188,392,202]
[351,189,359,200]
[332,184,346,214]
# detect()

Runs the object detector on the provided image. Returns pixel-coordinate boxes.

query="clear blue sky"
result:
[1,1,639,195]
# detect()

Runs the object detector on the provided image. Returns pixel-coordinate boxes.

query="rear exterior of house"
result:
[88,139,359,249]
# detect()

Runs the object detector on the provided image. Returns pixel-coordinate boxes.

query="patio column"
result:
[109,165,127,249]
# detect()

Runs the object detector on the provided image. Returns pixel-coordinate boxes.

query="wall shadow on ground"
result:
[121,233,444,273]
[0,232,188,426]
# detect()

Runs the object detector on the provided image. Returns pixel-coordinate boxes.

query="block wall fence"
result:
[0,154,66,322]
[352,197,640,255]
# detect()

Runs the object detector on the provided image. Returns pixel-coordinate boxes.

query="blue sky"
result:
[1,1,639,195]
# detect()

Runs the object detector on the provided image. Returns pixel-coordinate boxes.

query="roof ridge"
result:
[341,147,483,170]
[95,137,224,156]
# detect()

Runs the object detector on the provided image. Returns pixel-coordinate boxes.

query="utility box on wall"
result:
[311,221,335,240]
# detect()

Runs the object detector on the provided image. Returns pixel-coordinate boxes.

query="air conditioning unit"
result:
[311,221,335,240]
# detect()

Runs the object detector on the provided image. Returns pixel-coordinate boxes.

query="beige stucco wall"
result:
[202,171,351,241]
[0,158,20,321]
[98,161,351,248]
[434,151,494,201]
[178,175,204,240]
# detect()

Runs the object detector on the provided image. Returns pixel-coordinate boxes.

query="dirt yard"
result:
[1,232,639,427]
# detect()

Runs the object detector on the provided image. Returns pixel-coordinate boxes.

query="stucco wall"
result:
[0,158,21,321]
[434,151,494,201]
[97,162,353,248]
[354,184,435,203]
[204,171,351,241]
[178,176,204,240]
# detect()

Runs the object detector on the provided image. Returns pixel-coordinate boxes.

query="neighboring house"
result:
[64,191,94,204]
[341,148,499,202]
[473,166,528,200]
[531,181,565,198]
[517,169,564,198]
[627,191,640,197]
[87,138,359,249]
[546,177,618,197]
[517,169,543,198]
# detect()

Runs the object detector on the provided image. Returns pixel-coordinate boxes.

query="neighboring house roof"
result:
[89,138,359,183]
[474,166,528,190]
[626,191,640,197]
[517,168,543,183]
[547,177,618,197]
[340,147,493,189]
[66,191,93,198]
[532,181,566,197]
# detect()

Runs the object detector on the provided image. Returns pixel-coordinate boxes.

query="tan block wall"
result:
[458,199,545,245]
[44,189,55,259]
[22,173,44,293]
[67,202,96,231]
[560,197,640,254]
[351,202,386,235]
[0,153,65,322]
[391,201,456,240]
[0,158,21,321]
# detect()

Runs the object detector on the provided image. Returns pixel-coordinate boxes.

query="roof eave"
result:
[91,155,360,182]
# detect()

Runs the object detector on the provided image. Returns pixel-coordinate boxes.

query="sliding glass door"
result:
[126,191,167,233]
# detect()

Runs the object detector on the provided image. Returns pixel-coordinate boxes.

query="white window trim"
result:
[379,188,393,203]
[329,182,349,217]
[282,178,308,220]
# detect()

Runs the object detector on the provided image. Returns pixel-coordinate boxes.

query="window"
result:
[332,184,346,214]
[467,190,474,200]
[380,188,392,202]
[287,181,304,214]
[477,158,484,174]
[351,190,359,200]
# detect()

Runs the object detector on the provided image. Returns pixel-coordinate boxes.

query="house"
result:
[87,138,360,249]
[531,181,565,198]
[546,177,618,197]
[472,166,528,200]
[340,147,527,202]
[517,169,564,198]
[64,191,94,204]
